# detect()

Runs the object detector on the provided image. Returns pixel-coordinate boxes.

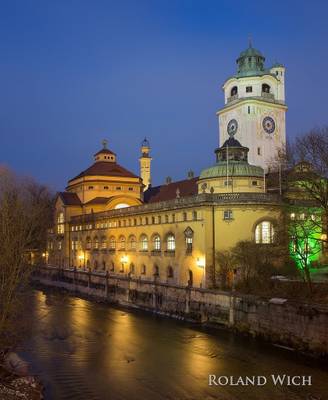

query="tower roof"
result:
[141,137,150,147]
[199,136,264,179]
[236,43,266,77]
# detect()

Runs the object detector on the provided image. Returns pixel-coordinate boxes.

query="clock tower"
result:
[217,43,287,170]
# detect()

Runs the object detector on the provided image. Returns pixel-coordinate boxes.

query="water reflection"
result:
[21,290,328,400]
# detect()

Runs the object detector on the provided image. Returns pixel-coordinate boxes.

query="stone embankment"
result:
[32,266,328,358]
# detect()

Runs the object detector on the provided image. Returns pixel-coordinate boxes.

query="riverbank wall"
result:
[32,266,328,357]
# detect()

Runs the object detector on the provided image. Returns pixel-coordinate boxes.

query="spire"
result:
[248,33,253,48]
[102,139,108,149]
[139,137,152,191]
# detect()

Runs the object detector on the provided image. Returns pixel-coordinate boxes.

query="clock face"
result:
[227,119,238,136]
[262,116,276,134]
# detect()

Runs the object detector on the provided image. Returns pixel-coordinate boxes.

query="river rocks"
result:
[0,375,43,399]
[0,351,43,399]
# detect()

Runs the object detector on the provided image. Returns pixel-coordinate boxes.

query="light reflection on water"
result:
[21,290,328,400]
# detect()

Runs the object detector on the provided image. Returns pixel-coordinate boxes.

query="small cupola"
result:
[236,42,265,77]
[94,139,117,163]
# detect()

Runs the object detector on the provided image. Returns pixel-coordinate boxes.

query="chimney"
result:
[187,170,194,179]
[165,176,172,185]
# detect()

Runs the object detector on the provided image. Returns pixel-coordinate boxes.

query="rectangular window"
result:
[224,180,232,186]
[158,216,161,224]
[248,106,251,114]
[223,210,233,220]
[128,187,133,191]
[193,211,197,220]
[246,86,252,93]
[252,181,258,186]
[88,186,94,190]
[103,186,109,190]
[257,147,261,156]
[116,187,121,190]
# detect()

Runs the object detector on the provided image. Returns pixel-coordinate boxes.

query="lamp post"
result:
[120,255,128,273]
[196,257,205,288]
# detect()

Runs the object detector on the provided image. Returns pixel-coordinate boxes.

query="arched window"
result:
[230,86,238,96]
[128,235,137,251]
[94,236,99,249]
[94,260,98,270]
[153,234,161,251]
[119,235,126,250]
[262,83,271,93]
[141,264,146,275]
[109,236,116,250]
[184,227,194,253]
[255,221,274,244]
[154,265,159,276]
[140,235,148,251]
[166,234,176,251]
[101,236,107,249]
[167,266,174,278]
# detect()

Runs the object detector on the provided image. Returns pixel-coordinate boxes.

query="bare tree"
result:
[0,166,54,347]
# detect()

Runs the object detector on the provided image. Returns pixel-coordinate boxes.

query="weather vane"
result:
[248,33,253,47]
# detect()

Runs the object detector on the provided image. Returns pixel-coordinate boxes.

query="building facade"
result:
[47,45,300,288]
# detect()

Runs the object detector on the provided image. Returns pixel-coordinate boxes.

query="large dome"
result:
[200,162,263,179]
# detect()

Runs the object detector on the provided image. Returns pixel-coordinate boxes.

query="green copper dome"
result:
[200,162,263,179]
[236,44,266,77]
[199,137,264,180]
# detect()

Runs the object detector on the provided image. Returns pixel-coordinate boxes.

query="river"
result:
[20,290,327,400]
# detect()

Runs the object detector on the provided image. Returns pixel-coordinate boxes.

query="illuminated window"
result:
[109,237,116,250]
[166,234,175,251]
[101,236,107,249]
[119,236,126,250]
[57,212,64,234]
[128,235,137,250]
[140,235,148,251]
[115,203,129,210]
[94,237,99,249]
[290,213,296,220]
[153,235,161,251]
[255,221,274,244]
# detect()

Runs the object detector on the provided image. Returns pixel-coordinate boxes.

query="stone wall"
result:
[32,266,328,357]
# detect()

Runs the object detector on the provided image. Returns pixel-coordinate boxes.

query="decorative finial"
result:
[248,34,252,48]
[102,139,108,149]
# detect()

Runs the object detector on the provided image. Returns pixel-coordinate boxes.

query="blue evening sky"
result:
[0,0,327,190]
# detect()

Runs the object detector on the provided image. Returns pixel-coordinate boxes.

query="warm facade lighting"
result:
[120,255,128,264]
[196,257,205,268]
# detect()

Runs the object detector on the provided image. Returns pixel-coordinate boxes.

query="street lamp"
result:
[120,255,128,273]
[196,257,205,288]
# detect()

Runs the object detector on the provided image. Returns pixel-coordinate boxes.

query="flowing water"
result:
[20,290,328,400]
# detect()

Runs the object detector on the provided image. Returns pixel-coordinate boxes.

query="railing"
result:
[70,193,281,223]
[227,94,239,103]
[261,92,275,100]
